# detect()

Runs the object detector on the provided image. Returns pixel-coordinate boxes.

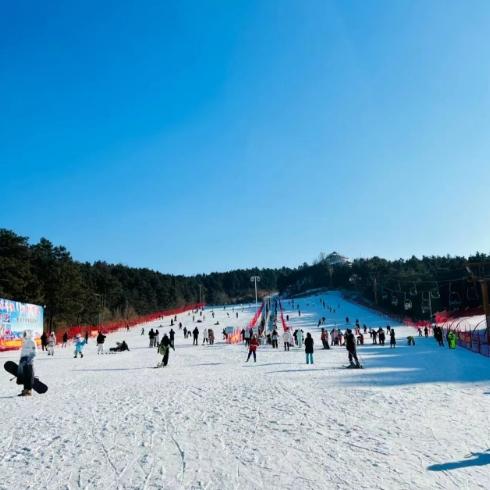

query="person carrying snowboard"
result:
[18,329,37,396]
[305,332,314,364]
[74,334,87,358]
[246,335,259,362]
[345,329,361,368]
[157,333,175,367]
[96,331,106,354]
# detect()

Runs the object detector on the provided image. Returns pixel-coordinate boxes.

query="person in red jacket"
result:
[246,335,259,363]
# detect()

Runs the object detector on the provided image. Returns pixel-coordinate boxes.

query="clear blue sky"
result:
[1,1,490,274]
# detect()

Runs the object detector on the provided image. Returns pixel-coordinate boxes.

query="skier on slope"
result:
[155,329,160,347]
[169,328,175,348]
[18,330,37,396]
[62,332,68,348]
[157,334,175,367]
[345,329,361,368]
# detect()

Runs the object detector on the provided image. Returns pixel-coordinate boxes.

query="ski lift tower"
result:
[250,275,261,311]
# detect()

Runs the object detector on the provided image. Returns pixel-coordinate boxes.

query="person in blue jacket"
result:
[74,334,87,358]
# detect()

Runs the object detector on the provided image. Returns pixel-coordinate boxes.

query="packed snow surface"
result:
[1,291,489,490]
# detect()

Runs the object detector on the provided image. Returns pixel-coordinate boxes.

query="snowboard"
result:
[3,361,48,394]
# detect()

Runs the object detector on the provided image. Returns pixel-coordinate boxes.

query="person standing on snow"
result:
[169,328,175,348]
[157,333,175,367]
[389,329,396,348]
[62,332,68,348]
[18,330,37,396]
[345,329,361,368]
[271,330,279,348]
[96,331,106,355]
[155,329,160,347]
[320,328,330,349]
[148,328,155,348]
[47,332,56,356]
[192,327,199,345]
[283,329,292,351]
[202,326,209,344]
[40,332,47,352]
[246,335,259,363]
[305,332,314,364]
[244,328,251,346]
[74,334,87,358]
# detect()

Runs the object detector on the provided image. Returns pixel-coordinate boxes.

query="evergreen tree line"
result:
[0,229,290,331]
[2,228,488,329]
[277,254,490,319]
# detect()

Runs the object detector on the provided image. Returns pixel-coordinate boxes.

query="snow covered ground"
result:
[1,291,489,490]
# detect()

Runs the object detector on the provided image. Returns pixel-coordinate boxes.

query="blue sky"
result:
[1,1,490,274]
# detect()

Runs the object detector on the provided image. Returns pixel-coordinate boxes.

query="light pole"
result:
[198,284,203,306]
[250,276,260,311]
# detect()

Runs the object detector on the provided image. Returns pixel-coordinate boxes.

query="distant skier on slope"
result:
[345,329,361,368]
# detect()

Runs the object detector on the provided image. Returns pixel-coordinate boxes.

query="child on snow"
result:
[74,334,87,358]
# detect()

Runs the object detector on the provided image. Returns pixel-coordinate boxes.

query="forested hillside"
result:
[1,228,487,329]
[0,229,289,330]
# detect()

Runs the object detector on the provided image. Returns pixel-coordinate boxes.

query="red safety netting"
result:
[278,300,290,332]
[227,304,264,344]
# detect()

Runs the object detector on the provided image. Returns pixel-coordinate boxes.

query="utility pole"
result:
[198,284,203,306]
[250,276,260,311]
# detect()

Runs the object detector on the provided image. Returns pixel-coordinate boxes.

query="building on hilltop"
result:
[324,252,351,267]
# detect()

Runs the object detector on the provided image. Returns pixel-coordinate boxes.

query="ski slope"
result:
[1,292,489,490]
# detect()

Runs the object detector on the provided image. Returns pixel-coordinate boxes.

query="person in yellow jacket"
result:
[448,331,457,349]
